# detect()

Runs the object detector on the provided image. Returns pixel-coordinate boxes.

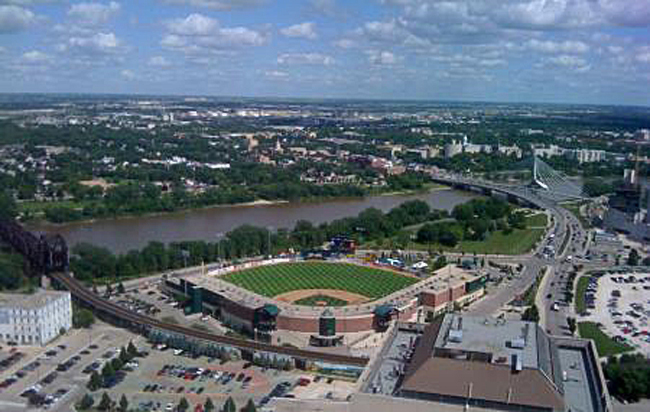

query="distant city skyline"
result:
[0,0,649,106]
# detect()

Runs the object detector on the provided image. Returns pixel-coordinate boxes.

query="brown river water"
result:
[30,189,477,254]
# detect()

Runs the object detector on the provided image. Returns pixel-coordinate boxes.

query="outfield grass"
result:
[578,321,633,357]
[293,294,348,307]
[222,262,418,300]
[575,276,590,314]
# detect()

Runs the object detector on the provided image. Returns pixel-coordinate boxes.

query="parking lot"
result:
[95,344,338,412]
[582,272,650,355]
[0,324,138,411]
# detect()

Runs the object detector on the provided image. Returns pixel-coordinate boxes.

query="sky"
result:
[0,0,649,106]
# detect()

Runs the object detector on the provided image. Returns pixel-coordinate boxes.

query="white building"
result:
[0,290,72,346]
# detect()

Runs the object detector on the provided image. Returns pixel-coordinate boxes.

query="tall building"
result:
[0,290,72,346]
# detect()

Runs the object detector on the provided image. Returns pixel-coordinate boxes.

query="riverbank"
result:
[22,184,450,227]
[24,198,290,228]
[31,186,471,254]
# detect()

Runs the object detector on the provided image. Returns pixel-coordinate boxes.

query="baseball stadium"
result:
[163,258,488,347]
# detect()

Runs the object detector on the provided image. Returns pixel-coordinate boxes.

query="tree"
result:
[222,396,236,412]
[119,347,130,364]
[204,397,215,412]
[101,362,115,383]
[117,282,126,294]
[627,249,640,266]
[98,392,112,411]
[127,340,138,357]
[78,394,94,410]
[119,394,128,412]
[178,397,190,412]
[0,192,18,221]
[72,306,95,328]
[522,305,540,323]
[567,317,577,335]
[88,371,103,391]
[242,399,257,412]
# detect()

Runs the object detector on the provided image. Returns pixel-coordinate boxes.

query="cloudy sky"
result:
[0,0,649,105]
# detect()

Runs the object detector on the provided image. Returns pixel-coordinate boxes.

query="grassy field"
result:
[575,276,590,314]
[455,228,545,255]
[222,262,418,301]
[578,321,633,357]
[525,213,548,228]
[293,294,348,307]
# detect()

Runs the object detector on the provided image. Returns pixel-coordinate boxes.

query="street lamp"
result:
[267,226,274,258]
[215,232,224,265]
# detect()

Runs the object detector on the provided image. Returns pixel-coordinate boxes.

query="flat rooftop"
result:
[367,315,611,412]
[435,313,540,369]
[0,289,69,310]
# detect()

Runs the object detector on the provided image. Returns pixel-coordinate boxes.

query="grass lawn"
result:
[525,213,548,228]
[293,294,349,307]
[455,228,545,255]
[222,262,418,300]
[575,276,590,314]
[578,321,633,357]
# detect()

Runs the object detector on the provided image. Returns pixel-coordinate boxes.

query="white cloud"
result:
[264,70,289,78]
[161,0,265,10]
[280,22,317,40]
[148,55,171,67]
[166,13,218,36]
[277,52,334,65]
[547,54,590,71]
[333,38,356,49]
[120,69,135,80]
[162,13,268,52]
[0,5,36,33]
[68,2,120,27]
[62,32,121,54]
[526,39,589,54]
[21,50,50,62]
[636,46,650,63]
[366,50,397,65]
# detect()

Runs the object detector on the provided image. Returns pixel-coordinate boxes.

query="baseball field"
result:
[221,261,419,305]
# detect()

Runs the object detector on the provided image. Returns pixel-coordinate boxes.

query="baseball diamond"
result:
[221,261,419,303]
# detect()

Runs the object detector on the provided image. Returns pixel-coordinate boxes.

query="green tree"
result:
[118,394,128,412]
[567,317,577,335]
[627,249,640,266]
[78,394,94,410]
[98,392,112,411]
[178,397,190,412]
[222,396,236,412]
[101,362,115,382]
[522,305,540,323]
[204,397,215,412]
[241,399,257,412]
[72,306,95,328]
[127,340,138,357]
[88,370,103,391]
[0,192,18,221]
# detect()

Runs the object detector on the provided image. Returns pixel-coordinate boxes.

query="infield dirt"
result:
[274,289,370,305]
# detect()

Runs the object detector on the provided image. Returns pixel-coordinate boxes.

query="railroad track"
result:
[50,272,368,367]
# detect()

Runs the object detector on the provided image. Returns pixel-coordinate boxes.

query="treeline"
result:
[69,199,446,283]
[415,197,525,247]
[604,354,650,402]
[38,172,428,223]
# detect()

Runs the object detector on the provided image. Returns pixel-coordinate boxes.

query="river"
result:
[30,188,477,254]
